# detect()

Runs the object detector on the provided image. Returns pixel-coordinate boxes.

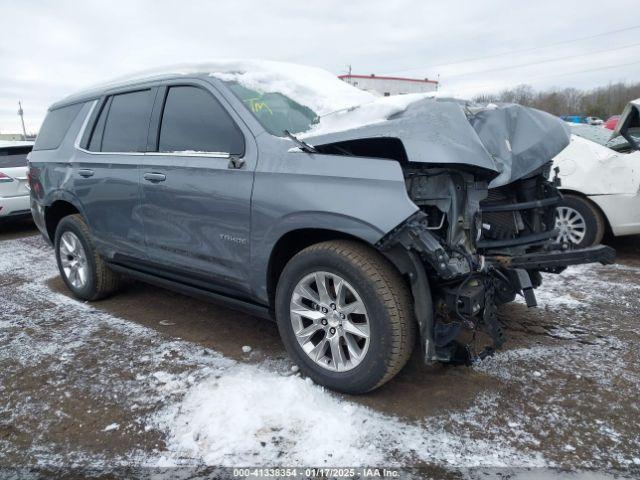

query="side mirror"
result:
[228,155,245,169]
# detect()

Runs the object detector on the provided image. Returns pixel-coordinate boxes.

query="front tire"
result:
[54,214,121,301]
[275,240,415,394]
[555,194,605,248]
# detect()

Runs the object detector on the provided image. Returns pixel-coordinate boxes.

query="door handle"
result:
[78,169,94,178]
[143,172,167,183]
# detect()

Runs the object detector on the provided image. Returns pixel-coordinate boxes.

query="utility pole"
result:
[18,101,27,140]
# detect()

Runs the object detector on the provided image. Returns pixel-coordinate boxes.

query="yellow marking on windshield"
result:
[245,97,273,115]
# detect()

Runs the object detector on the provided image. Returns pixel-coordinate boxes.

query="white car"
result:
[553,99,640,247]
[0,140,33,223]
[585,116,604,126]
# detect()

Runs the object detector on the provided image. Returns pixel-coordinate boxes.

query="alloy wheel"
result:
[59,231,89,289]
[289,271,370,372]
[555,206,587,245]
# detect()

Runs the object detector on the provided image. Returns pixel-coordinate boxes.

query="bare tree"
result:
[474,82,640,118]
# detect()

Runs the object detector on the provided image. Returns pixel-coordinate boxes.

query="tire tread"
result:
[301,240,415,390]
[58,214,120,300]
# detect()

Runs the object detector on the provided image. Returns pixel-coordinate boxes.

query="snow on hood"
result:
[300,92,454,137]
[303,98,571,187]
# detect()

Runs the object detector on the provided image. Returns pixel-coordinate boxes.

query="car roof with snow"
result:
[50,60,375,116]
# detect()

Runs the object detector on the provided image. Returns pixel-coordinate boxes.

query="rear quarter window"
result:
[33,103,84,151]
[0,147,32,167]
[100,90,154,152]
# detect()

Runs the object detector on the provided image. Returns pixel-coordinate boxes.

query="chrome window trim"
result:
[74,147,231,158]
[144,151,231,158]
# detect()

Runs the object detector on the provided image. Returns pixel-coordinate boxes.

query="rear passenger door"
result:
[139,82,256,298]
[76,88,155,259]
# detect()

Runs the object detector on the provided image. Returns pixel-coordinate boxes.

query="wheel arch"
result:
[44,198,82,242]
[266,228,371,307]
[559,189,612,236]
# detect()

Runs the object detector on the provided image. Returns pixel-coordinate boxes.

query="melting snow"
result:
[0,236,542,468]
[2,235,639,471]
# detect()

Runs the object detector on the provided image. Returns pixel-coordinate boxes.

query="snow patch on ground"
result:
[0,236,544,468]
[3,236,639,471]
[153,365,542,468]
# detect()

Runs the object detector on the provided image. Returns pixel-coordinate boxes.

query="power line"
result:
[459,59,640,95]
[522,58,640,82]
[383,24,640,75]
[446,41,640,79]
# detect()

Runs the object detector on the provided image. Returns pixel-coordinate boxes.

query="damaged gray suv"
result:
[29,61,614,393]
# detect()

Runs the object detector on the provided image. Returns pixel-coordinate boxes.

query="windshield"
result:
[225,82,318,136]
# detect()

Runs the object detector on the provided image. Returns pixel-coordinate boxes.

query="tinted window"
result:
[101,90,153,152]
[159,86,244,154]
[0,147,31,168]
[33,103,83,151]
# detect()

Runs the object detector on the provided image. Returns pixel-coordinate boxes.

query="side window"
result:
[158,86,244,155]
[33,103,83,151]
[100,90,153,152]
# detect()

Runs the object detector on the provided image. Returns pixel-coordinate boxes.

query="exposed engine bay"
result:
[308,99,616,365]
[378,162,614,365]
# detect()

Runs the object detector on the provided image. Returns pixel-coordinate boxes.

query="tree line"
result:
[474,82,640,118]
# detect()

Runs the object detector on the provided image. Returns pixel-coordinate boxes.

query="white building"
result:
[338,74,438,97]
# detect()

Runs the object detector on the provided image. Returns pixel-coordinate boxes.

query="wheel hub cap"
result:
[59,231,89,289]
[290,271,370,372]
[555,206,586,245]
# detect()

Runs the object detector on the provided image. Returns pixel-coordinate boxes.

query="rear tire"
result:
[54,214,121,301]
[555,194,605,248]
[275,240,415,394]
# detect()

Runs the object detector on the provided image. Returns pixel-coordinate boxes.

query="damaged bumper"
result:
[378,212,616,365]
[489,244,615,272]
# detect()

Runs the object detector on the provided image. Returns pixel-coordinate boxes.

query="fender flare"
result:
[381,245,436,363]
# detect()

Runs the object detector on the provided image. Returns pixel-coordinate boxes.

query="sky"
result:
[1,0,639,133]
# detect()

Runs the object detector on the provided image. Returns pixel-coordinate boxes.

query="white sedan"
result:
[553,99,640,247]
[0,140,33,223]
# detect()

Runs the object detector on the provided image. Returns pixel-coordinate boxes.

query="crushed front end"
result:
[308,98,616,364]
[378,166,615,364]
[378,148,614,366]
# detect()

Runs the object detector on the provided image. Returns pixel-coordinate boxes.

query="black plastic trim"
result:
[107,262,273,320]
[481,196,560,213]
[477,229,558,249]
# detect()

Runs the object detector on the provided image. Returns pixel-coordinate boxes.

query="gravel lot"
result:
[1,221,639,478]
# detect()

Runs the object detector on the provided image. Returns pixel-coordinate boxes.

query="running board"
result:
[107,263,273,320]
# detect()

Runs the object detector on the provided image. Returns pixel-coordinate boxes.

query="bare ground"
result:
[0,221,638,478]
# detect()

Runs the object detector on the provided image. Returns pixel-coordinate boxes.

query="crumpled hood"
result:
[303,98,570,188]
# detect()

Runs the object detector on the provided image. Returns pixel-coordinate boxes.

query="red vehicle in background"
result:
[604,115,620,130]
